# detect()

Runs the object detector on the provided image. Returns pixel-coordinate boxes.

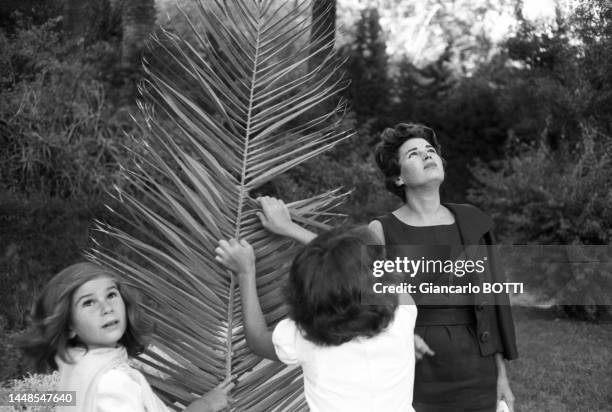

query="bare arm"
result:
[257,196,316,244]
[495,353,515,412]
[236,264,278,360]
[215,239,279,361]
[368,220,385,245]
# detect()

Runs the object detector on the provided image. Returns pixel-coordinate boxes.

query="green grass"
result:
[508,307,612,412]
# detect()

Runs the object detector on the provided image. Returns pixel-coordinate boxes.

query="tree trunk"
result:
[120,0,156,69]
[309,0,336,73]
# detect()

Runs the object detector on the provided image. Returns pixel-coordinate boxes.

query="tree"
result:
[58,0,155,68]
[119,0,156,68]
[343,7,390,125]
[91,0,349,409]
[310,0,336,73]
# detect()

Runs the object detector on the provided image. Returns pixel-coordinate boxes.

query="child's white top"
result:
[272,305,417,412]
[56,346,169,412]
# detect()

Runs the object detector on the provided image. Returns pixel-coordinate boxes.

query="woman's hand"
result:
[215,239,255,277]
[495,354,515,412]
[414,333,435,361]
[257,196,316,244]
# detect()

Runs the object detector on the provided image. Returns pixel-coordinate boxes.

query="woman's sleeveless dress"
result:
[376,213,497,412]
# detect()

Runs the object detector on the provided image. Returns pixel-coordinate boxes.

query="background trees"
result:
[1,0,611,389]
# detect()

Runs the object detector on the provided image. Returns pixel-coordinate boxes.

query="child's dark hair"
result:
[375,122,444,202]
[18,262,149,372]
[286,226,397,346]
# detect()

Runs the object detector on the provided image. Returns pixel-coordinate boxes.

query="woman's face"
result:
[396,137,444,189]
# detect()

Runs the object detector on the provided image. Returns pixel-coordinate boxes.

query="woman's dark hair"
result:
[17,262,150,372]
[286,226,397,346]
[375,122,444,202]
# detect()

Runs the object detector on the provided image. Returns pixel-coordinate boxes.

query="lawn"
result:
[2,306,610,411]
[508,307,612,412]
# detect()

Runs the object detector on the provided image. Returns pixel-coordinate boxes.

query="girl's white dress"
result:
[272,305,417,412]
[56,346,169,412]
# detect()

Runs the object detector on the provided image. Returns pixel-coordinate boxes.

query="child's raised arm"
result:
[257,196,316,245]
[215,239,279,361]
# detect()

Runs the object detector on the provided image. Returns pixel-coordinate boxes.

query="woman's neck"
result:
[394,188,453,226]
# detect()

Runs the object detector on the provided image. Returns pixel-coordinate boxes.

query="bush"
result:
[1,370,60,411]
[0,18,141,201]
[469,124,612,320]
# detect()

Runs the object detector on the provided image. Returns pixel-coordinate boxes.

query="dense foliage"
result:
[0,18,141,201]
[466,0,612,319]
[2,0,612,384]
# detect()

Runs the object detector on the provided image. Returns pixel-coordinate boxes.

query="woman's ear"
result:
[395,177,404,187]
[68,327,76,339]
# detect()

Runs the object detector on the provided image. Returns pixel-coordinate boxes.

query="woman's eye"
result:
[408,152,418,158]
[82,299,95,307]
[108,291,118,299]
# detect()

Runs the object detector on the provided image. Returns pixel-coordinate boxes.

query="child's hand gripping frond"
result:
[257,196,316,244]
[256,196,294,236]
[196,376,235,412]
[214,237,278,361]
[215,239,255,276]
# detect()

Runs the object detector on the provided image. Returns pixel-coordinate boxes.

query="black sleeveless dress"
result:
[376,213,497,412]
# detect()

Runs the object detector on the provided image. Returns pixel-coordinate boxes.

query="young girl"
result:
[215,227,417,412]
[19,262,232,412]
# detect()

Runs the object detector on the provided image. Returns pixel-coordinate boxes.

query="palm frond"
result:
[90,0,349,410]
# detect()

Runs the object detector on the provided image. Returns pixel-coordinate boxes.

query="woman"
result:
[368,123,517,412]
[255,124,517,412]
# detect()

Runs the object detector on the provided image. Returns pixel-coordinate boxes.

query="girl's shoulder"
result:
[99,363,143,387]
[97,365,147,412]
[97,363,169,412]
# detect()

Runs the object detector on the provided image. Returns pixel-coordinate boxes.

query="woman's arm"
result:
[215,239,279,361]
[367,220,385,245]
[257,196,316,244]
[495,353,515,412]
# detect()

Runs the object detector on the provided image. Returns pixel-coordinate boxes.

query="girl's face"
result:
[396,137,444,188]
[69,276,127,350]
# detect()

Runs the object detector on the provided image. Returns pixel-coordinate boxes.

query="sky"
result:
[337,0,567,61]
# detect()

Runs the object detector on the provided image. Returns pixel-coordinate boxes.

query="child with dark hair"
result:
[216,225,417,412]
[255,122,519,411]
[19,262,232,412]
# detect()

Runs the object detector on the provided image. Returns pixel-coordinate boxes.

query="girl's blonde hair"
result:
[18,262,149,371]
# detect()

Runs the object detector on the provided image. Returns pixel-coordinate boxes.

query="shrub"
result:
[469,124,612,320]
[0,18,141,201]
[1,370,60,411]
